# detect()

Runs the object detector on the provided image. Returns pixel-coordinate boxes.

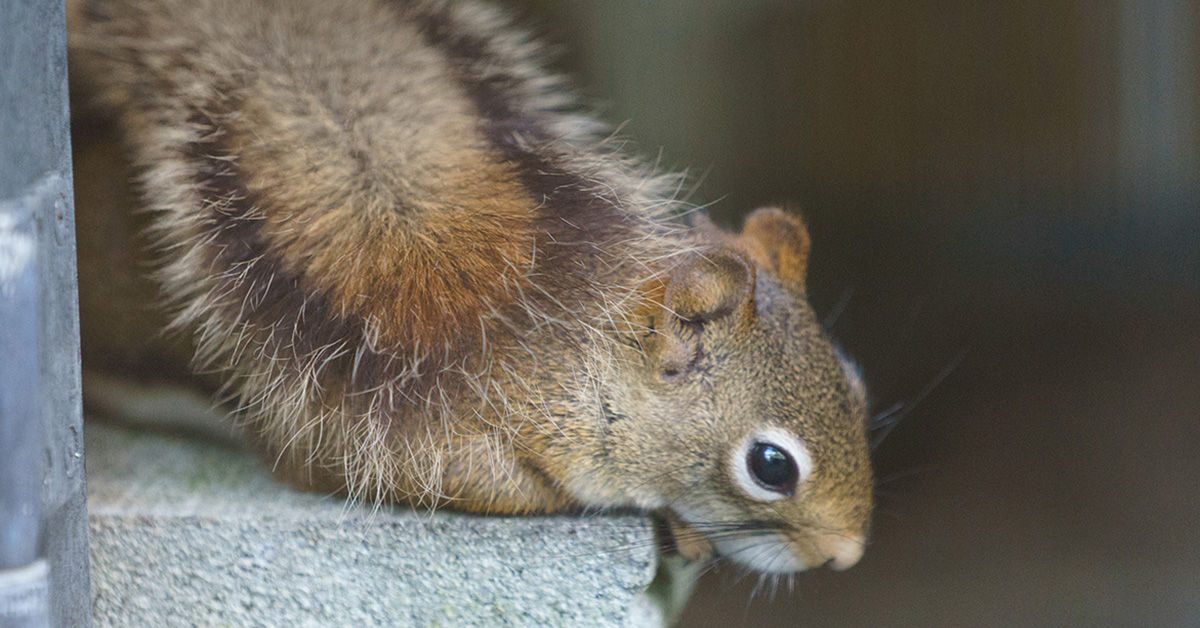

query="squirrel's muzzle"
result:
[814,532,866,571]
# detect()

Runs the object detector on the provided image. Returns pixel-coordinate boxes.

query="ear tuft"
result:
[666,249,754,323]
[739,207,811,288]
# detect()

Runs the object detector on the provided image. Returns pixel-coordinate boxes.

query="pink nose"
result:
[815,533,865,571]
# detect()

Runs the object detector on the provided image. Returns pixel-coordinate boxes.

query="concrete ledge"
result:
[86,423,689,627]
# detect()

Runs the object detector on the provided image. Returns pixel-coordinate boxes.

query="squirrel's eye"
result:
[747,442,798,495]
[731,430,811,502]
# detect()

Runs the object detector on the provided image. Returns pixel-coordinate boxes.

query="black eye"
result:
[747,442,798,494]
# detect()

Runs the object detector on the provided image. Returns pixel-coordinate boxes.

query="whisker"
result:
[749,572,768,601]
[869,401,905,431]
[823,286,855,329]
[871,350,967,450]
[874,463,939,487]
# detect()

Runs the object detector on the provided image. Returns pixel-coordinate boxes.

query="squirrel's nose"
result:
[816,533,865,571]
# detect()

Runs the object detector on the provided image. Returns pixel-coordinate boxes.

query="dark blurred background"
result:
[505,1,1199,626]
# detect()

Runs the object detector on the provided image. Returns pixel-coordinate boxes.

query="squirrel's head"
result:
[570,207,873,574]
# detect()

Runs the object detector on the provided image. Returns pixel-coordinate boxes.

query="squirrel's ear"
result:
[636,250,752,380]
[738,207,811,289]
[665,249,754,323]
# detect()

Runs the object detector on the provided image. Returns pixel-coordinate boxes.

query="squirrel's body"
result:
[69,0,874,573]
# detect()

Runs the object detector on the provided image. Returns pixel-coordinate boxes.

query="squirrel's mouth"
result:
[709,533,808,574]
[712,529,866,573]
[653,511,806,573]
[654,510,864,574]
[710,530,865,574]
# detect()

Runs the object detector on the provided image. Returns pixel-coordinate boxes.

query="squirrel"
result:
[67,0,873,574]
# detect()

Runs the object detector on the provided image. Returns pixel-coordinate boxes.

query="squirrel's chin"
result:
[710,533,809,574]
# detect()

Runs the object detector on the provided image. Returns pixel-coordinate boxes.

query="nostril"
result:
[817,534,865,571]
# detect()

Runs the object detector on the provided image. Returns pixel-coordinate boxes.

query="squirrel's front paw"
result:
[658,511,716,564]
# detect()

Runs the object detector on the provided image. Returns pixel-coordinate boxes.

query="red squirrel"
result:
[68,0,873,573]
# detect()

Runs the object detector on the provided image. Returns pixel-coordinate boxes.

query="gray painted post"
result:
[0,194,47,628]
[0,0,93,627]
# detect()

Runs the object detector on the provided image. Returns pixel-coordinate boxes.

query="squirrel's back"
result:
[70,0,689,506]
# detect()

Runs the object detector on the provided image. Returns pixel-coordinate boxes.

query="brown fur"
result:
[70,0,874,572]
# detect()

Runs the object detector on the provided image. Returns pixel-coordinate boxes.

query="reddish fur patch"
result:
[231,113,538,355]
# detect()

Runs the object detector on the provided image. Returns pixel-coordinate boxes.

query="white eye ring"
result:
[730,428,813,502]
